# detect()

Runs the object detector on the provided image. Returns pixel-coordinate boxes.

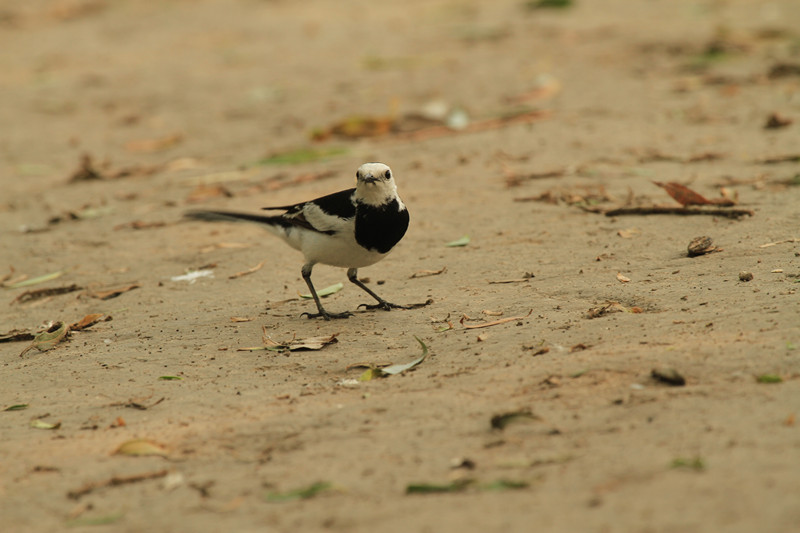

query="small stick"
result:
[604,206,754,219]
[464,310,533,330]
[68,469,169,500]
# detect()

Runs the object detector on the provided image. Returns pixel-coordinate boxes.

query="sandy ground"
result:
[2,1,800,531]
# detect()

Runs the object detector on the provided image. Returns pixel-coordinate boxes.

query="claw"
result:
[301,310,352,320]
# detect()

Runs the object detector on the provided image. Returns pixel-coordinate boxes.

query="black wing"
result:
[262,188,356,219]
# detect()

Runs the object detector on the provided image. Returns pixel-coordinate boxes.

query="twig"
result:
[67,469,169,500]
[463,310,533,329]
[229,260,265,279]
[603,206,754,219]
[759,238,800,248]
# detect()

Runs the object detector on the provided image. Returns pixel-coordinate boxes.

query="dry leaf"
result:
[70,313,107,331]
[617,228,639,239]
[19,322,69,356]
[410,266,447,279]
[652,181,711,206]
[87,284,140,300]
[616,272,631,283]
[114,439,169,457]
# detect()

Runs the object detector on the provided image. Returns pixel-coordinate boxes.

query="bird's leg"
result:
[300,264,351,320]
[348,268,411,311]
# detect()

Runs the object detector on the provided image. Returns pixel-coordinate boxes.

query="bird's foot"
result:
[301,310,352,320]
[358,298,433,312]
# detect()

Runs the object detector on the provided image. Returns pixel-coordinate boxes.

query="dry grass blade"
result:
[229,261,265,279]
[410,266,447,279]
[67,469,169,500]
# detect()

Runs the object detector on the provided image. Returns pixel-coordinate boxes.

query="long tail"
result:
[184,209,284,226]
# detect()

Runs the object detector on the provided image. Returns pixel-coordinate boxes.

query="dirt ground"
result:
[2,1,799,531]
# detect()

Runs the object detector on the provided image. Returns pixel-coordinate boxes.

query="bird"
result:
[185,162,424,320]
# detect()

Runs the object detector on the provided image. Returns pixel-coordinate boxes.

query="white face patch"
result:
[355,162,400,207]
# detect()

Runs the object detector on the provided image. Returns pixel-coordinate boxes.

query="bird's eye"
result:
[356,171,360,179]
[384,170,391,179]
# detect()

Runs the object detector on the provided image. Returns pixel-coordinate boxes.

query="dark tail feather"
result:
[184,209,282,226]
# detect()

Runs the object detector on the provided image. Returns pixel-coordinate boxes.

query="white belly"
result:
[278,226,388,268]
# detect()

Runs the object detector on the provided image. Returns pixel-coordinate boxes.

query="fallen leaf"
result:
[410,266,447,279]
[30,418,61,430]
[87,284,140,299]
[445,235,470,247]
[4,270,63,289]
[406,479,473,494]
[255,146,348,165]
[12,284,82,304]
[158,376,182,381]
[480,479,530,491]
[4,404,29,411]
[230,316,253,323]
[491,410,540,430]
[265,481,333,502]
[756,374,782,384]
[299,282,343,299]
[0,329,35,343]
[464,310,533,329]
[65,513,125,528]
[617,228,639,239]
[652,181,711,206]
[616,272,631,283]
[70,313,107,331]
[359,336,429,380]
[651,368,686,386]
[239,331,339,352]
[114,439,169,457]
[671,457,705,471]
[19,322,69,356]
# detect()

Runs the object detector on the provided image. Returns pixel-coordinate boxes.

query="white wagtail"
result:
[186,162,428,320]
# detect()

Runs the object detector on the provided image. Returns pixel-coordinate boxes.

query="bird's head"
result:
[355,162,399,206]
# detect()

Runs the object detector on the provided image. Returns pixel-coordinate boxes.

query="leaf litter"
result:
[358,336,429,381]
[239,327,339,352]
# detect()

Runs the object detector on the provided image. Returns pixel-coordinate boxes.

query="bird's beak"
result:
[360,174,378,184]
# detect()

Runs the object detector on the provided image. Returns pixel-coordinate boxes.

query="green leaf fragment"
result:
[255,147,348,166]
[19,322,69,356]
[445,235,470,247]
[265,481,333,502]
[480,479,529,491]
[671,457,706,471]
[4,404,29,411]
[406,479,473,494]
[756,374,782,384]
[299,282,343,299]
[158,376,183,381]
[358,336,429,381]
[6,271,64,289]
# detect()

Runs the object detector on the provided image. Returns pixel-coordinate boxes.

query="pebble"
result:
[739,271,754,282]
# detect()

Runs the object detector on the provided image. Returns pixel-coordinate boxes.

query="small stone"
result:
[687,236,716,257]
[739,271,754,282]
